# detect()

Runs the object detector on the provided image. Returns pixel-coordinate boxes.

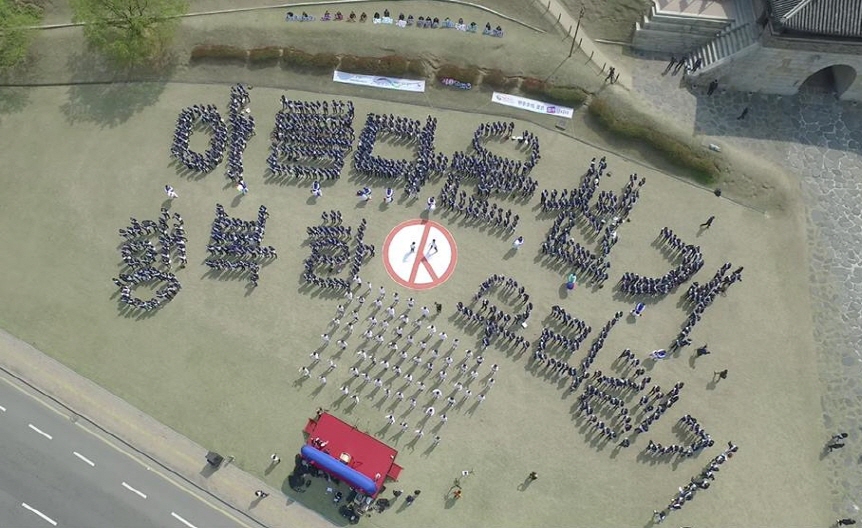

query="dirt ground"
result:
[0,1,835,527]
[558,0,652,42]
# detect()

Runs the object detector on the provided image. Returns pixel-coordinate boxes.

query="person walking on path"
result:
[695,344,711,357]
[700,216,715,229]
[164,185,178,199]
[827,442,846,452]
[528,471,538,481]
[837,519,857,526]
[270,453,281,464]
[254,490,269,498]
[664,56,676,73]
[713,369,728,382]
[707,79,719,96]
[737,107,749,120]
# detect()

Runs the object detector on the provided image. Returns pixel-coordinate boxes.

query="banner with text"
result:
[333,71,426,93]
[491,92,574,119]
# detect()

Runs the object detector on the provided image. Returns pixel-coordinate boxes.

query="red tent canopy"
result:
[303,412,403,496]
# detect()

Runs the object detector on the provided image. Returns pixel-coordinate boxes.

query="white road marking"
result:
[122,482,147,499]
[0,404,6,412]
[28,424,52,440]
[21,503,58,526]
[73,451,95,467]
[171,511,198,528]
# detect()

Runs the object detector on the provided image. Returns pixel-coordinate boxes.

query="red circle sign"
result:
[382,219,457,290]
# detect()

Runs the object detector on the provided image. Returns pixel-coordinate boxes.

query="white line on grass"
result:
[171,511,198,528]
[73,451,95,467]
[21,503,58,526]
[28,424,52,440]
[122,482,147,499]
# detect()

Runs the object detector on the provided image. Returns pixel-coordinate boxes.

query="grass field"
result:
[0,79,833,526]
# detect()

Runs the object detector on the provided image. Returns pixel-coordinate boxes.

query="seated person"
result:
[469,21,478,32]
[432,17,440,28]
[407,14,414,25]
[495,25,503,36]
[334,11,343,20]
[443,16,452,28]
[417,16,425,26]
[348,11,356,21]
[359,11,367,22]
[286,10,295,20]
[373,11,381,23]
[484,22,492,33]
[322,10,331,20]
[301,11,312,21]
[398,13,405,20]
[383,8,390,18]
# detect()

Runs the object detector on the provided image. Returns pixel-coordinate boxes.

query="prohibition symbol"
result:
[383,219,457,290]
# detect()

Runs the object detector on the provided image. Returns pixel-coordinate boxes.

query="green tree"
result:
[0,0,43,72]
[70,0,189,66]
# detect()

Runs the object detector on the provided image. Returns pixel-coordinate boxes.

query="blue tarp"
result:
[300,445,378,495]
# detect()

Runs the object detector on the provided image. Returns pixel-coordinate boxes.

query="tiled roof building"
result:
[767,0,862,39]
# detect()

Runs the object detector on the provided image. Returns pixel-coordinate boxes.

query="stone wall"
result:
[709,44,862,100]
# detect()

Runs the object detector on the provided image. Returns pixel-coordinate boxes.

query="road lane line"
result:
[21,503,58,526]
[171,511,198,528]
[73,451,95,467]
[0,404,6,412]
[28,424,53,440]
[122,482,147,499]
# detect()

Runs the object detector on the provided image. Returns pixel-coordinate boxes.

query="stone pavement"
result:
[0,329,334,528]
[626,50,862,519]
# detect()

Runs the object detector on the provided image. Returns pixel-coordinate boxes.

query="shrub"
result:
[436,63,480,85]
[588,97,718,184]
[482,69,517,91]
[190,44,247,63]
[248,46,281,64]
[283,48,337,71]
[406,59,426,79]
[377,55,409,76]
[518,77,588,107]
[339,55,378,74]
[310,52,339,71]
[542,86,589,107]
[520,76,546,95]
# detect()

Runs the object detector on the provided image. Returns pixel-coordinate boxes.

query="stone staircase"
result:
[685,0,760,77]
[633,1,732,53]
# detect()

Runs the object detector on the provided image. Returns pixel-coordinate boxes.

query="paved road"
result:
[0,379,250,528]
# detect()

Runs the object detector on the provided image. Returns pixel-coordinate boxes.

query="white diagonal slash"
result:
[122,482,147,499]
[172,512,198,528]
[73,451,95,467]
[0,405,6,412]
[21,503,57,526]
[28,424,52,440]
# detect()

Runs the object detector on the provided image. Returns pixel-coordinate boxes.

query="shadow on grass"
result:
[60,53,175,128]
[0,87,30,121]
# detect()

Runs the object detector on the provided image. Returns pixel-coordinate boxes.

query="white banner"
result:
[491,92,574,119]
[333,70,426,93]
